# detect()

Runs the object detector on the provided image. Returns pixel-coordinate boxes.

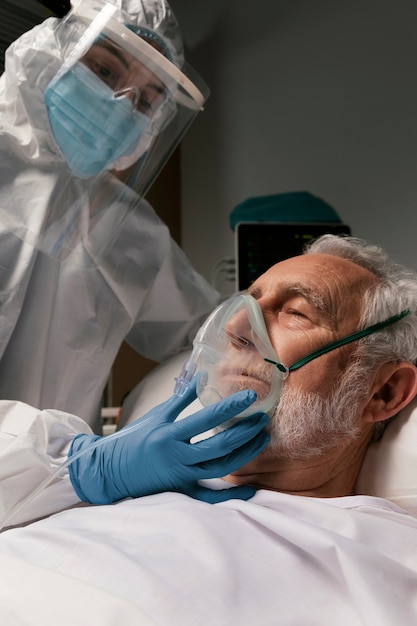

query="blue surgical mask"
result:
[44,63,151,178]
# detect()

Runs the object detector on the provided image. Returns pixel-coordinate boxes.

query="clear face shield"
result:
[174,294,410,426]
[45,3,206,181]
[8,1,208,266]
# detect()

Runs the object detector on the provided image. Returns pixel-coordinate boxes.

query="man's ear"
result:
[363,362,417,423]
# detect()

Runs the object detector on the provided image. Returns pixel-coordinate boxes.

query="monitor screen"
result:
[235,221,351,290]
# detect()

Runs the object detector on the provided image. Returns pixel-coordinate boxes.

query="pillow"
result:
[355,397,417,515]
[118,352,417,516]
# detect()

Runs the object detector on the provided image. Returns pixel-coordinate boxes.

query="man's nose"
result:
[224,310,253,349]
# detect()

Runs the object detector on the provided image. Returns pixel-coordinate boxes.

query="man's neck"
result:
[223,431,372,498]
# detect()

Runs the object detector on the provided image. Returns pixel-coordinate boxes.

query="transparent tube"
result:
[0,400,172,532]
[173,346,200,396]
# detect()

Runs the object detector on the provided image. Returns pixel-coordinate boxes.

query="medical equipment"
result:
[0,383,268,530]
[174,294,410,421]
[231,192,351,290]
[236,221,351,290]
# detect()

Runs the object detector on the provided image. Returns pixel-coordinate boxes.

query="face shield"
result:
[174,294,410,426]
[45,3,206,181]
[5,1,208,266]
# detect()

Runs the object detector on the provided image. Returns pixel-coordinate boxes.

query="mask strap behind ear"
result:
[265,309,410,373]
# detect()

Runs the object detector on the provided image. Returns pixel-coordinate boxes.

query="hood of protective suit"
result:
[69,0,185,65]
[0,0,207,264]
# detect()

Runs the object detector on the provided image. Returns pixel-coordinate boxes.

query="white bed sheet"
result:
[0,551,156,625]
[1,487,417,625]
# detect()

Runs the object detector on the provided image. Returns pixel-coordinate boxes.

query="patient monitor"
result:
[230,192,351,291]
[235,221,351,290]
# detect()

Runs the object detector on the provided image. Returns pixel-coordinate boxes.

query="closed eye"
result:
[285,308,308,317]
[278,303,315,328]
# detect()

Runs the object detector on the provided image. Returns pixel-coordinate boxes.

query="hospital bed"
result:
[1,350,417,625]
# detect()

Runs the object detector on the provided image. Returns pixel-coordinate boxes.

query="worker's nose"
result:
[114,86,140,110]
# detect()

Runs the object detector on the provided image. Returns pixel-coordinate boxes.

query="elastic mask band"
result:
[265,309,410,374]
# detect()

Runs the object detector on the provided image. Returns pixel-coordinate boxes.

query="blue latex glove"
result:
[68,380,269,505]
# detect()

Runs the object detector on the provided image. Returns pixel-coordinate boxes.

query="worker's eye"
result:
[82,58,119,90]
[81,43,127,91]
[137,96,153,114]
[96,63,116,84]
[136,86,167,117]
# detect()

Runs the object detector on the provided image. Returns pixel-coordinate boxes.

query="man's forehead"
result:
[251,252,378,298]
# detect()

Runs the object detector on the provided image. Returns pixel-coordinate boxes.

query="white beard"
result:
[268,361,369,459]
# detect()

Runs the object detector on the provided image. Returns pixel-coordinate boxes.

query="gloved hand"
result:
[68,379,269,505]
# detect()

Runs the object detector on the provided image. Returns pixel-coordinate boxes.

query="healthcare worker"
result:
[0,0,220,434]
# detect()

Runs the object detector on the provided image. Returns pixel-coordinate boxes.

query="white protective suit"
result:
[0,401,89,529]
[0,0,220,433]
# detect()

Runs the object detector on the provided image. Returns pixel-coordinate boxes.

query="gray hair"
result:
[304,234,417,438]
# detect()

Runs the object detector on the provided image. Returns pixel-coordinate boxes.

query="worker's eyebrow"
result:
[95,39,167,96]
[96,39,130,70]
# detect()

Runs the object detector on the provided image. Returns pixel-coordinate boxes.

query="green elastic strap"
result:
[265,309,410,374]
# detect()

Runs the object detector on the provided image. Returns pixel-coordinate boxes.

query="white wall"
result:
[170,0,417,289]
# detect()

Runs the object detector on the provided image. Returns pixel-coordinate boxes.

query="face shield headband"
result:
[174,294,410,420]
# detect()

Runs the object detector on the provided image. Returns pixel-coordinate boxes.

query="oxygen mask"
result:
[175,294,287,419]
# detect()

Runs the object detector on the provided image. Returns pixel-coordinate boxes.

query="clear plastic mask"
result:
[176,295,288,419]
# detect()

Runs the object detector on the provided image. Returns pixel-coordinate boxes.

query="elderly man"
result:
[221,233,417,497]
[1,234,417,626]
